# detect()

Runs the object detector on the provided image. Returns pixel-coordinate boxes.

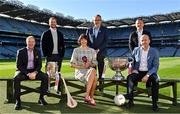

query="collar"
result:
[137,29,143,34]
[26,47,34,51]
[93,26,100,30]
[50,27,57,32]
[140,46,150,52]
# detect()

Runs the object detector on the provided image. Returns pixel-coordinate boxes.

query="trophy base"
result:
[112,75,124,81]
[112,71,125,81]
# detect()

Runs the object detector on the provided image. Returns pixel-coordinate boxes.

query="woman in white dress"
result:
[70,34,97,106]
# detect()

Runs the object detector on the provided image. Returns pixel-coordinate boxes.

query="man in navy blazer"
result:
[41,17,65,72]
[86,14,108,80]
[126,34,159,111]
[41,17,65,93]
[14,36,48,110]
[129,18,152,53]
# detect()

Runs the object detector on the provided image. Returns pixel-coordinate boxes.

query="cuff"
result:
[34,71,38,75]
[146,74,150,77]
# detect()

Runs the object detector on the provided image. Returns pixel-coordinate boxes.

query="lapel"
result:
[136,47,141,61]
[89,28,94,43]
[147,48,151,60]
[49,29,54,43]
[96,26,102,39]
[33,48,39,65]
[135,31,139,44]
[33,49,36,64]
[135,48,141,68]
[24,48,28,66]
[56,29,59,42]
[147,48,152,68]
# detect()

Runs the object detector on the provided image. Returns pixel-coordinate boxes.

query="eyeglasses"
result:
[94,19,101,21]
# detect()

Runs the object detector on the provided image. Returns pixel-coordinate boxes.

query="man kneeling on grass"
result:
[14,36,48,110]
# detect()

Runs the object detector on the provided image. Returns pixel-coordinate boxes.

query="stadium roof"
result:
[0,0,83,26]
[0,0,180,28]
[105,12,180,27]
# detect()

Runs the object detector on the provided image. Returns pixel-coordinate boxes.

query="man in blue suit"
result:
[86,14,108,80]
[128,18,152,90]
[126,34,159,111]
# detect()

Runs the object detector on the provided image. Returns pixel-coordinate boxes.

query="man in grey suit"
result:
[126,34,159,111]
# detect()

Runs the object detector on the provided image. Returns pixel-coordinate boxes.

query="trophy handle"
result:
[128,57,134,64]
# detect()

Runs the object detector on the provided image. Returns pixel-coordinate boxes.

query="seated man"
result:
[14,36,48,110]
[126,34,159,111]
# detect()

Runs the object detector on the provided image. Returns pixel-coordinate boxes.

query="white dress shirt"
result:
[137,29,143,46]
[139,46,149,71]
[50,27,58,54]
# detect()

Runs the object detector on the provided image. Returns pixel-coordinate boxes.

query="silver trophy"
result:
[108,57,133,80]
[47,62,59,78]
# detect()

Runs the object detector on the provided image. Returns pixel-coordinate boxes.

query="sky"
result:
[18,0,180,21]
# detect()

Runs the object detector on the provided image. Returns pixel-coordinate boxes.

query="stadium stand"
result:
[64,48,74,58]
[175,48,180,56]
[159,47,177,57]
[0,0,179,59]
[107,48,129,57]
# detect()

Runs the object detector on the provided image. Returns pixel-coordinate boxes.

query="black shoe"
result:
[47,90,50,93]
[147,87,152,97]
[14,100,21,110]
[57,91,61,95]
[126,100,134,109]
[152,105,159,111]
[38,98,48,105]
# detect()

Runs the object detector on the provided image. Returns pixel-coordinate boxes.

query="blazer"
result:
[86,26,108,56]
[129,30,152,53]
[132,47,159,79]
[41,29,65,57]
[16,48,42,75]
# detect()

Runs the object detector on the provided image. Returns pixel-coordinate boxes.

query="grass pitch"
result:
[0,57,180,113]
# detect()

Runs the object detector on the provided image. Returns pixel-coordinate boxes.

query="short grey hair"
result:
[26,36,35,43]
